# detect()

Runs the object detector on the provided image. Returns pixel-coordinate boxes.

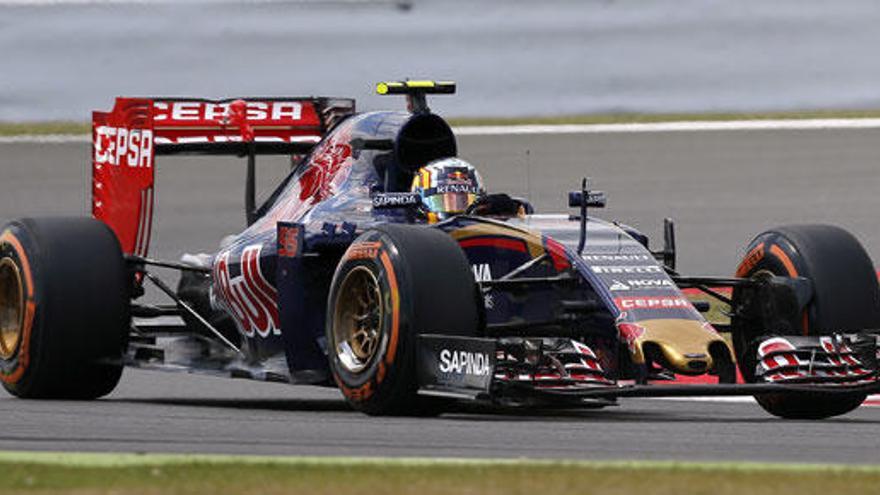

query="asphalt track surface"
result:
[2,128,880,461]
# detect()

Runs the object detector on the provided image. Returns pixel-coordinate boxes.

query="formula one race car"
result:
[1,81,879,419]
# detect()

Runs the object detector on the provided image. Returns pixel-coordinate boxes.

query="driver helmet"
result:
[411,158,486,223]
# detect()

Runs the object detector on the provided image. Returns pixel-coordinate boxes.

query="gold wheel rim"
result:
[0,258,23,360]
[332,266,383,374]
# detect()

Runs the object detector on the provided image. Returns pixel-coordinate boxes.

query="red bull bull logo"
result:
[445,169,471,184]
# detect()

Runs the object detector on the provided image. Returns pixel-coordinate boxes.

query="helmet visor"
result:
[423,192,476,216]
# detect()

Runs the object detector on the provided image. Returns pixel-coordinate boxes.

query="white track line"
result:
[649,393,880,406]
[453,118,880,136]
[648,396,756,404]
[5,118,880,144]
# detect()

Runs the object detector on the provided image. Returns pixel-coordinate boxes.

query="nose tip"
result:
[687,360,708,371]
[647,342,713,375]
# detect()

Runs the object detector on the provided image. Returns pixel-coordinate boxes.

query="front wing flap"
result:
[754,333,879,386]
[416,333,880,404]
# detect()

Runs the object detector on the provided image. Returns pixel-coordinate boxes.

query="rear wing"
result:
[92,97,355,256]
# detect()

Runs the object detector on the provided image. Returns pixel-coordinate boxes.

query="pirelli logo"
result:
[736,242,765,277]
[347,241,382,260]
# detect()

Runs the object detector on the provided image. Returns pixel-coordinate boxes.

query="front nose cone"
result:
[623,319,729,376]
[641,341,713,375]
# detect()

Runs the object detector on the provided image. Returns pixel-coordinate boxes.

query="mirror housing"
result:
[568,190,607,208]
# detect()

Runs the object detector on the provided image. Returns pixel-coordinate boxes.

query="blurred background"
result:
[2,0,880,121]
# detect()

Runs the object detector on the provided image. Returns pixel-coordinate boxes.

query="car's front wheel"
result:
[326,224,480,416]
[733,224,880,419]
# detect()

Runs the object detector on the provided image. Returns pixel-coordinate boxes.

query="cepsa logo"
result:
[153,101,303,122]
[615,296,690,310]
[94,126,153,167]
[213,246,280,338]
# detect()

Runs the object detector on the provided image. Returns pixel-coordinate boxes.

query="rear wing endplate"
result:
[91,97,355,256]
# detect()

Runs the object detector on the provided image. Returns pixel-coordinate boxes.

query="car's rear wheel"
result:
[0,217,130,399]
[733,224,880,419]
[326,224,480,416]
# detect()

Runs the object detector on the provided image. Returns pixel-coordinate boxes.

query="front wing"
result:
[416,333,880,405]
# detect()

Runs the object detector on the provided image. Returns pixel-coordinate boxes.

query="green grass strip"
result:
[0,122,90,137]
[5,108,880,136]
[0,451,878,495]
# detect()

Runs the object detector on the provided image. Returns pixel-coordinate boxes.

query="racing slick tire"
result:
[0,217,130,399]
[734,224,880,419]
[326,224,480,416]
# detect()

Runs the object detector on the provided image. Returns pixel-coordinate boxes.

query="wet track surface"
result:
[2,128,880,460]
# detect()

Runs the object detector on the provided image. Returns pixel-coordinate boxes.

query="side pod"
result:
[276,222,329,383]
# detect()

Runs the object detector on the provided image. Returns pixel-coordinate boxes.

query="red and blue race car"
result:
[1,81,878,418]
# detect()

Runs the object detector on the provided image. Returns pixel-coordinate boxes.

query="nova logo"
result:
[629,279,674,288]
[439,349,490,376]
[609,278,675,291]
[609,280,630,291]
[213,246,280,337]
[472,263,492,282]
